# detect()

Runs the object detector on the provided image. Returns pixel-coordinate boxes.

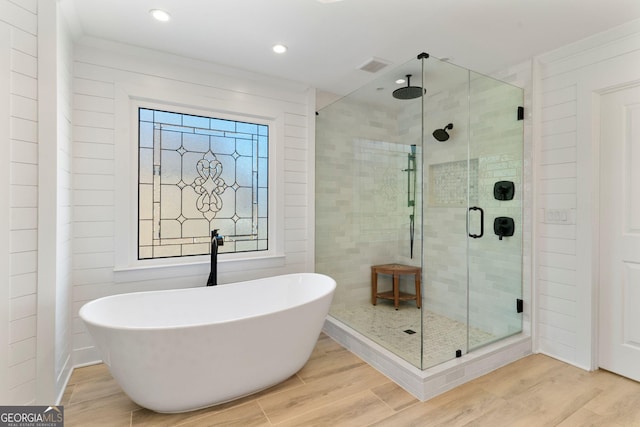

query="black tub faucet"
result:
[206,229,224,286]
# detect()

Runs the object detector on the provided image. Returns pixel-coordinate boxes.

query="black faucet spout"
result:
[206,229,224,286]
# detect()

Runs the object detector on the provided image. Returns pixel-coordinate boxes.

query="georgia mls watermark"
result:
[0,406,63,427]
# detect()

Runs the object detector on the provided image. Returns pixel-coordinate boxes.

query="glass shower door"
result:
[421,57,471,368]
[316,56,425,368]
[467,72,524,350]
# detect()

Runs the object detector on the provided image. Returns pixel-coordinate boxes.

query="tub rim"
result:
[79,272,336,332]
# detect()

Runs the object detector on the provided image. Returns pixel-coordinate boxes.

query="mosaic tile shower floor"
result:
[330,299,497,368]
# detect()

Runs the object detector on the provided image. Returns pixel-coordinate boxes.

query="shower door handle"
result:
[468,206,484,239]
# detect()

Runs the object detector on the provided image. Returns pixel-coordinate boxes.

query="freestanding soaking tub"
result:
[79,273,336,413]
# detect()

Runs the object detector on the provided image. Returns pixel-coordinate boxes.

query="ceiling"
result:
[62,0,640,96]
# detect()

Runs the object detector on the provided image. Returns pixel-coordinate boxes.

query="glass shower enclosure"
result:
[316,53,523,369]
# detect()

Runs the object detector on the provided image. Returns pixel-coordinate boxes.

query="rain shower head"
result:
[392,75,424,100]
[433,123,453,142]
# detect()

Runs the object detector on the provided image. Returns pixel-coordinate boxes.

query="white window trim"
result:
[114,84,285,282]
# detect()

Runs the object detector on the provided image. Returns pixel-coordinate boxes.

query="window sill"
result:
[113,254,286,283]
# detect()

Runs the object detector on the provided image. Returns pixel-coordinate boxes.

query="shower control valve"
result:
[493,217,515,240]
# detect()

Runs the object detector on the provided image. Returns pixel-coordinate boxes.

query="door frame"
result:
[582,78,640,371]
[555,58,640,371]
[593,81,640,371]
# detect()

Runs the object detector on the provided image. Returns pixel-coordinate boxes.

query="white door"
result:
[599,84,640,381]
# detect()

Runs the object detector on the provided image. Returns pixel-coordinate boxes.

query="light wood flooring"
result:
[61,333,640,426]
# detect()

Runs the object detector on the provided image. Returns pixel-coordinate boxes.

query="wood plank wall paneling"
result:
[536,20,640,368]
[1,0,39,404]
[70,41,313,364]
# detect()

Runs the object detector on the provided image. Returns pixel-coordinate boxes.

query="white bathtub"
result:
[79,273,336,413]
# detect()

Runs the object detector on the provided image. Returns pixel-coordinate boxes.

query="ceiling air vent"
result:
[358,57,391,73]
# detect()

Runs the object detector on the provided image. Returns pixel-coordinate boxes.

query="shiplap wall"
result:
[1,0,38,405]
[70,38,315,365]
[54,0,74,398]
[1,1,635,405]
[0,18,10,405]
[536,19,640,369]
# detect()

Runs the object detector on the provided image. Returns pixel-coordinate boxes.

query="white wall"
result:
[1,0,39,405]
[70,38,316,365]
[0,13,11,407]
[1,1,636,406]
[2,1,315,402]
[36,0,74,405]
[535,19,640,369]
[55,12,73,399]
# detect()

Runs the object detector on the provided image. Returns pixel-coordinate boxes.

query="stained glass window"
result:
[138,108,268,259]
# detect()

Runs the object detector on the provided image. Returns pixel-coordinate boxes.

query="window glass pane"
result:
[237,240,258,252]
[182,114,209,129]
[211,136,236,154]
[182,133,209,152]
[258,218,267,239]
[236,139,253,156]
[160,185,181,219]
[139,185,153,220]
[138,107,268,259]
[236,122,258,135]
[160,129,181,150]
[236,218,253,235]
[235,156,253,187]
[235,188,253,218]
[182,219,208,238]
[139,220,153,246]
[139,148,154,184]
[210,118,235,132]
[258,188,268,218]
[139,122,154,148]
[154,110,181,125]
[217,154,235,185]
[258,158,268,187]
[258,135,268,157]
[140,108,154,122]
[161,150,182,185]
[217,191,236,218]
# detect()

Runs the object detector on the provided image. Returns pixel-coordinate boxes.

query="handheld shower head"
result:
[432,123,453,142]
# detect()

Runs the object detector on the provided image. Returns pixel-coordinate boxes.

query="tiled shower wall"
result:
[468,75,524,338]
[316,97,422,305]
[317,61,527,342]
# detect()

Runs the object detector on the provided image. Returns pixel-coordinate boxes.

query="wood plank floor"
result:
[61,333,640,426]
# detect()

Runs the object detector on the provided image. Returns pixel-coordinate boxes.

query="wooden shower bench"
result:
[371,263,421,310]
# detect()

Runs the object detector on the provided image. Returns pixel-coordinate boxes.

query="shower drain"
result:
[403,329,416,335]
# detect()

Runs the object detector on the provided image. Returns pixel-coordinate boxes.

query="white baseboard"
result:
[72,346,102,368]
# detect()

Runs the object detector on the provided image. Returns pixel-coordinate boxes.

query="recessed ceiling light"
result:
[272,44,288,54]
[395,79,406,84]
[150,9,171,22]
